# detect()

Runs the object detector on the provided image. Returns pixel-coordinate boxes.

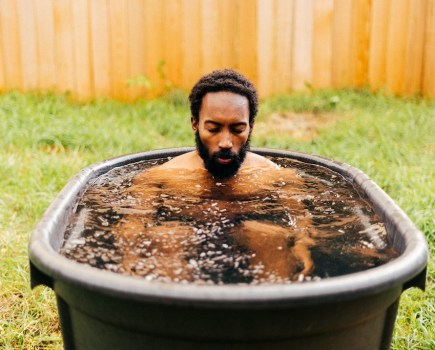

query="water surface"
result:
[61,156,397,284]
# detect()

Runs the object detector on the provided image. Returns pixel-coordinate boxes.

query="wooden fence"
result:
[0,0,434,100]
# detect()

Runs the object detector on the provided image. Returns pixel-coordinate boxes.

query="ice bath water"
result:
[61,157,397,284]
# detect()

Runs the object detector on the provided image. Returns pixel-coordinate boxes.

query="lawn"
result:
[0,89,433,349]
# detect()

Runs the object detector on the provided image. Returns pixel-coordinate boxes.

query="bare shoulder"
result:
[243,152,279,169]
[133,151,203,185]
[157,151,204,170]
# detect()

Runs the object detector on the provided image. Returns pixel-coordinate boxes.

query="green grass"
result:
[0,89,433,349]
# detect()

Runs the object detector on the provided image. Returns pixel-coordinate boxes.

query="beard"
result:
[195,131,250,179]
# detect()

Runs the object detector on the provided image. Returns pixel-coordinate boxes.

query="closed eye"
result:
[232,127,246,134]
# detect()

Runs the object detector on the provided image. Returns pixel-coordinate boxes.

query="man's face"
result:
[192,91,252,179]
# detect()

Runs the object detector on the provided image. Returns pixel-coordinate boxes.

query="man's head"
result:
[189,69,258,179]
[189,69,259,125]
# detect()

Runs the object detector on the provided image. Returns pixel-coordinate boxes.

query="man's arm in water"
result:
[114,167,196,279]
[233,220,314,280]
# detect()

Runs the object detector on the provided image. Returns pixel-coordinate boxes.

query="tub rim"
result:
[29,147,428,307]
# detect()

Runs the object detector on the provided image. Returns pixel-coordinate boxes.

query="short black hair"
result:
[189,69,258,124]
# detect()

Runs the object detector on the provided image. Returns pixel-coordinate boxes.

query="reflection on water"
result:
[61,157,397,284]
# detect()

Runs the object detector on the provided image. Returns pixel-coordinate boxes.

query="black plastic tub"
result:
[29,148,428,350]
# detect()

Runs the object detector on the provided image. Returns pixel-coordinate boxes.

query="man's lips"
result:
[216,157,233,164]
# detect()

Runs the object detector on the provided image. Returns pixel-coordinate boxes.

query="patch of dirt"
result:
[38,144,66,154]
[255,112,342,141]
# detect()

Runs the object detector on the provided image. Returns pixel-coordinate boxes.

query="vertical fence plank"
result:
[73,0,93,100]
[386,0,409,94]
[0,0,22,89]
[332,0,352,87]
[55,0,76,94]
[0,3,5,88]
[274,0,293,93]
[220,0,236,69]
[17,0,38,89]
[312,0,333,88]
[144,0,164,95]
[257,0,274,97]
[201,0,221,72]
[181,0,202,89]
[349,0,371,87]
[235,0,257,82]
[403,0,427,95]
[34,0,56,91]
[423,0,435,97]
[217,0,229,69]
[126,0,146,99]
[292,0,313,90]
[108,0,129,100]
[163,0,183,89]
[90,0,111,98]
[369,0,390,90]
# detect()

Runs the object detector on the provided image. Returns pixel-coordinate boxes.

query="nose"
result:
[218,132,233,150]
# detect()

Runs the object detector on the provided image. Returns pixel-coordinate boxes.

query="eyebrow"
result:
[204,120,248,127]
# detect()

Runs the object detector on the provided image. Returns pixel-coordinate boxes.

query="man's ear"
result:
[191,117,198,132]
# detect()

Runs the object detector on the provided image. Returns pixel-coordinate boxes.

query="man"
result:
[158,69,277,177]
[119,69,314,283]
